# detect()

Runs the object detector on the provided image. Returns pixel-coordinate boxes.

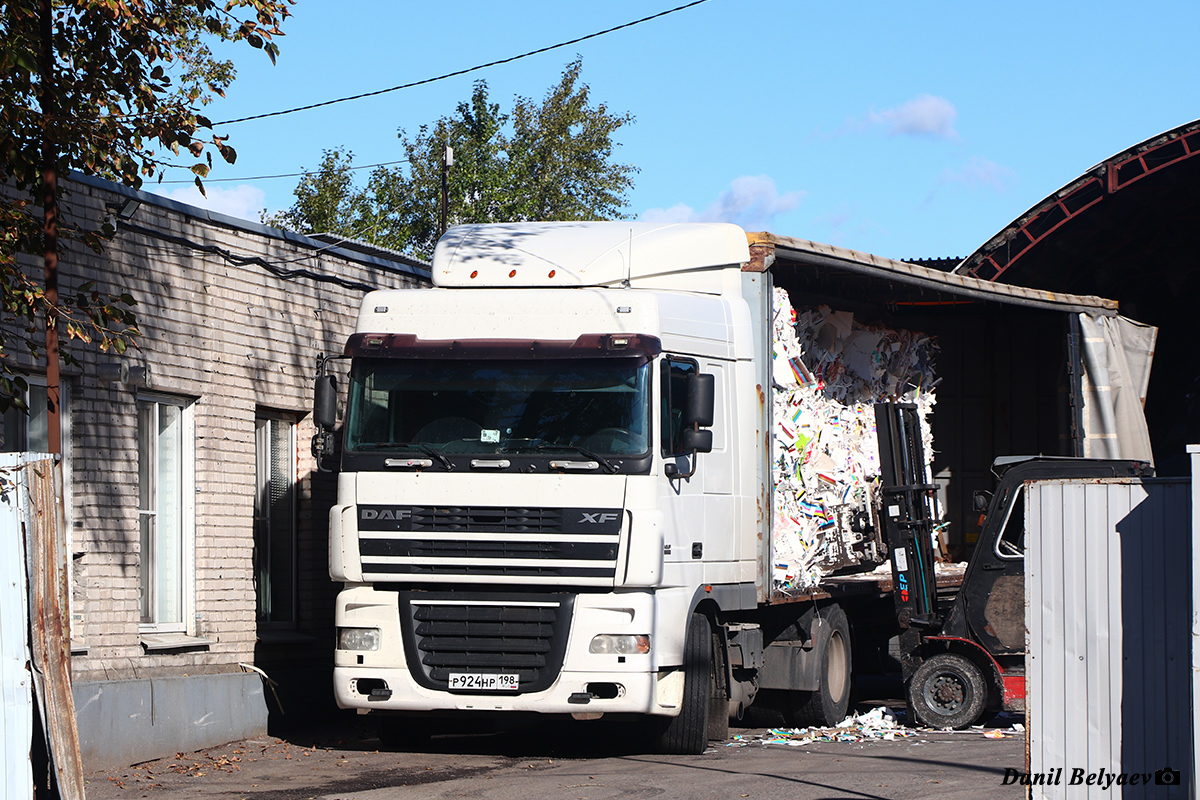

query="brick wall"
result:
[5,176,427,686]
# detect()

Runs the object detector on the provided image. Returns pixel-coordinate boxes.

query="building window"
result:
[255,414,296,625]
[1,377,63,453]
[3,374,73,535]
[138,396,194,630]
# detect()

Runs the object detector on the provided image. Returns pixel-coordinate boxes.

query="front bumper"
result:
[334,665,684,716]
[333,584,687,716]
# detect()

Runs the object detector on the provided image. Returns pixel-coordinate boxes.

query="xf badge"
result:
[579,512,619,524]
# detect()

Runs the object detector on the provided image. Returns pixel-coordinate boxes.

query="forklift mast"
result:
[874,402,940,681]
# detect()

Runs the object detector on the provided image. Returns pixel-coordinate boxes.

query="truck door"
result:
[965,485,1026,654]
[658,356,736,584]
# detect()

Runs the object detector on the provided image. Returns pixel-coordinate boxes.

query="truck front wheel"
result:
[656,612,721,754]
[907,652,987,729]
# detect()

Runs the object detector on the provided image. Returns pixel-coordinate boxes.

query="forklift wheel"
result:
[908,652,988,729]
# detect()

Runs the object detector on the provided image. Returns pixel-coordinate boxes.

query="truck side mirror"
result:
[681,427,713,454]
[972,490,992,513]
[314,375,338,431]
[685,373,715,427]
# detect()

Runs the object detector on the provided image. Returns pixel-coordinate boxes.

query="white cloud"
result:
[640,202,697,224]
[938,156,1016,191]
[641,175,805,231]
[867,94,958,140]
[163,184,267,222]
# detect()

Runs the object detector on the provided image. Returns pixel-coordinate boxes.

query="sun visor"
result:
[431,221,750,290]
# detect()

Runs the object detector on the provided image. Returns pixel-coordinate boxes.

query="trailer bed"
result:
[766,562,966,605]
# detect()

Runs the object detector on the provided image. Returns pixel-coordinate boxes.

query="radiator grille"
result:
[357,505,622,535]
[359,505,622,584]
[409,507,564,533]
[397,591,573,694]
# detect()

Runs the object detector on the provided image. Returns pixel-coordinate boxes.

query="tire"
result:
[656,612,716,754]
[787,604,852,727]
[907,652,988,729]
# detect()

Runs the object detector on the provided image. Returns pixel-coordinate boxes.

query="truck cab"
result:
[319,222,767,753]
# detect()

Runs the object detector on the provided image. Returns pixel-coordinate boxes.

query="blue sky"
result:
[151,0,1200,261]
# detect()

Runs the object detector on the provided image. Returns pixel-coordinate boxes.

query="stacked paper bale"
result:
[772,287,938,593]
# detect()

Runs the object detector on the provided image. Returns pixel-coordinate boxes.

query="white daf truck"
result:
[314,221,944,753]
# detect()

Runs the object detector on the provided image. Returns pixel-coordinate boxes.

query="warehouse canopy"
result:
[947,118,1200,472]
[954,118,1200,303]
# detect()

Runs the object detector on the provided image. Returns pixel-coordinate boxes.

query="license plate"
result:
[447,672,519,691]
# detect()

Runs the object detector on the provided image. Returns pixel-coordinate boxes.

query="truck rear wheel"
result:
[656,612,720,754]
[907,652,987,729]
[787,604,852,727]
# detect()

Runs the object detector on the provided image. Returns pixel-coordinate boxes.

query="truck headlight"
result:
[337,627,381,651]
[589,634,650,655]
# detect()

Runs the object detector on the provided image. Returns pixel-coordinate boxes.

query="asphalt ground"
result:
[83,704,1027,800]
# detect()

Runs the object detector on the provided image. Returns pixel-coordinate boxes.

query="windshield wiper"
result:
[354,441,453,470]
[533,444,618,474]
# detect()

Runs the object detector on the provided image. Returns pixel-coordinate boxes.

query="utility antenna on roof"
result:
[623,228,633,288]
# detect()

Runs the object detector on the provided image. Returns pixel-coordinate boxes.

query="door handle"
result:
[981,564,1006,571]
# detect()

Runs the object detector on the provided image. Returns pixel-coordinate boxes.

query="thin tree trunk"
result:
[40,0,61,455]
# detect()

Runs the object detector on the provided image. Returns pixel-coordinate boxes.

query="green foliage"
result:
[0,0,290,411]
[267,58,638,260]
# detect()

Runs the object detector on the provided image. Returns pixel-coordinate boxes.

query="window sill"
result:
[140,633,212,653]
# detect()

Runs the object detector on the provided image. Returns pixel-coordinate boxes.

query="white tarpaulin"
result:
[1079,313,1156,463]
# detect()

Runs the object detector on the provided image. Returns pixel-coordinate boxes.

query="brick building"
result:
[2,174,427,768]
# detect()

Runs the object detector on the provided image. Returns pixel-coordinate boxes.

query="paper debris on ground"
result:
[725,707,919,747]
[771,288,940,593]
[725,707,1028,747]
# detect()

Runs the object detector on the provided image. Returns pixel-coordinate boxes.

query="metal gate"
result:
[0,454,85,800]
[1026,472,1193,798]
[1,454,35,800]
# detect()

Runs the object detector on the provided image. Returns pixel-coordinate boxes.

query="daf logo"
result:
[360,508,412,520]
[579,512,619,524]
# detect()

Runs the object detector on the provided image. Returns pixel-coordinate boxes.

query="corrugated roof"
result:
[68,173,431,279]
[747,232,1119,315]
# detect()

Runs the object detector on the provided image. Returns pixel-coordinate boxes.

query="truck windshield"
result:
[344,357,651,456]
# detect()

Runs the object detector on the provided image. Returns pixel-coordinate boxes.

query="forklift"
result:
[874,403,1152,728]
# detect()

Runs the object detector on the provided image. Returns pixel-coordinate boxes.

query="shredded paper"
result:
[771,288,939,593]
[726,707,917,746]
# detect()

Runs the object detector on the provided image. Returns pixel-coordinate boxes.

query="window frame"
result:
[660,356,699,458]
[993,486,1026,562]
[254,411,298,628]
[137,394,196,634]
